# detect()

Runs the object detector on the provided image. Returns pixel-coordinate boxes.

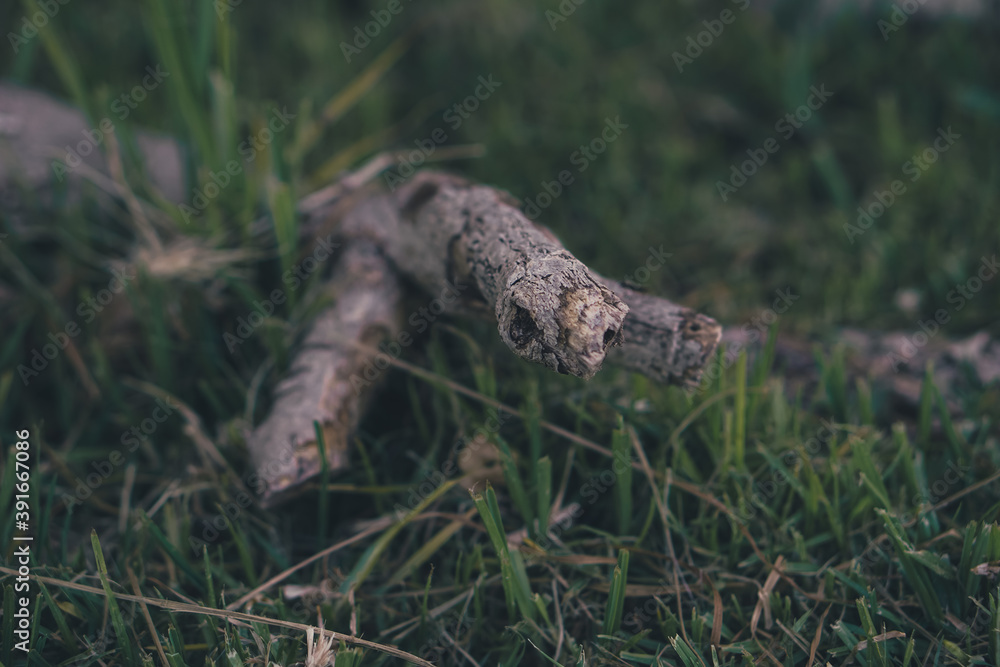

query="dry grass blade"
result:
[376,347,755,513]
[227,519,388,610]
[386,508,478,587]
[130,236,259,283]
[854,630,906,652]
[299,144,486,215]
[808,604,831,666]
[586,581,693,596]
[121,377,234,481]
[355,347,785,597]
[668,387,742,455]
[552,578,565,662]
[104,131,161,252]
[364,348,777,570]
[305,617,337,667]
[379,583,481,641]
[0,242,101,398]
[751,555,785,637]
[774,618,811,655]
[507,503,580,548]
[126,566,169,667]
[0,566,434,666]
[710,581,723,647]
[290,32,414,162]
[355,344,623,461]
[441,629,482,666]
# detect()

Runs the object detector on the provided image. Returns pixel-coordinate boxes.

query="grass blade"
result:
[732,350,747,471]
[91,531,137,664]
[495,435,533,528]
[471,486,515,619]
[612,418,632,534]
[288,34,413,162]
[603,549,630,636]
[536,456,552,537]
[314,420,331,547]
[340,479,459,594]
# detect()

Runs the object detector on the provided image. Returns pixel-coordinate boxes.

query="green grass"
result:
[2,0,1000,664]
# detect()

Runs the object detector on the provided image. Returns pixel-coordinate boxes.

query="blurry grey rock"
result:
[0,82,187,213]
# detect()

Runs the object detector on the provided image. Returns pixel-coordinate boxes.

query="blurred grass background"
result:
[5,0,998,328]
[2,0,1000,664]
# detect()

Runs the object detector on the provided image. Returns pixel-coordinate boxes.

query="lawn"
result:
[1,0,999,665]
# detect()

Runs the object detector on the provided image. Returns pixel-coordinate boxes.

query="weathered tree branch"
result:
[247,174,722,500]
[247,240,403,505]
[344,173,630,379]
[598,278,723,387]
[341,171,722,386]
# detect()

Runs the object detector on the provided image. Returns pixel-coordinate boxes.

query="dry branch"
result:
[599,277,723,387]
[342,171,721,385]
[344,173,629,379]
[249,172,721,499]
[247,240,402,505]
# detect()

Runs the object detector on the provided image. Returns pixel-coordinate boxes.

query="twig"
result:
[246,240,403,504]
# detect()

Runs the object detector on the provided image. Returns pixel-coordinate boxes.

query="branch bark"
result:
[599,278,723,387]
[344,173,629,379]
[247,240,403,505]
[248,172,721,499]
[342,171,721,386]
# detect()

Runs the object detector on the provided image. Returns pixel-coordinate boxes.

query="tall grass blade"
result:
[91,531,137,664]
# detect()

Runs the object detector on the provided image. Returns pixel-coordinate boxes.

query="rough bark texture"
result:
[599,278,723,388]
[250,177,723,499]
[346,173,630,379]
[342,172,721,384]
[247,240,402,505]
